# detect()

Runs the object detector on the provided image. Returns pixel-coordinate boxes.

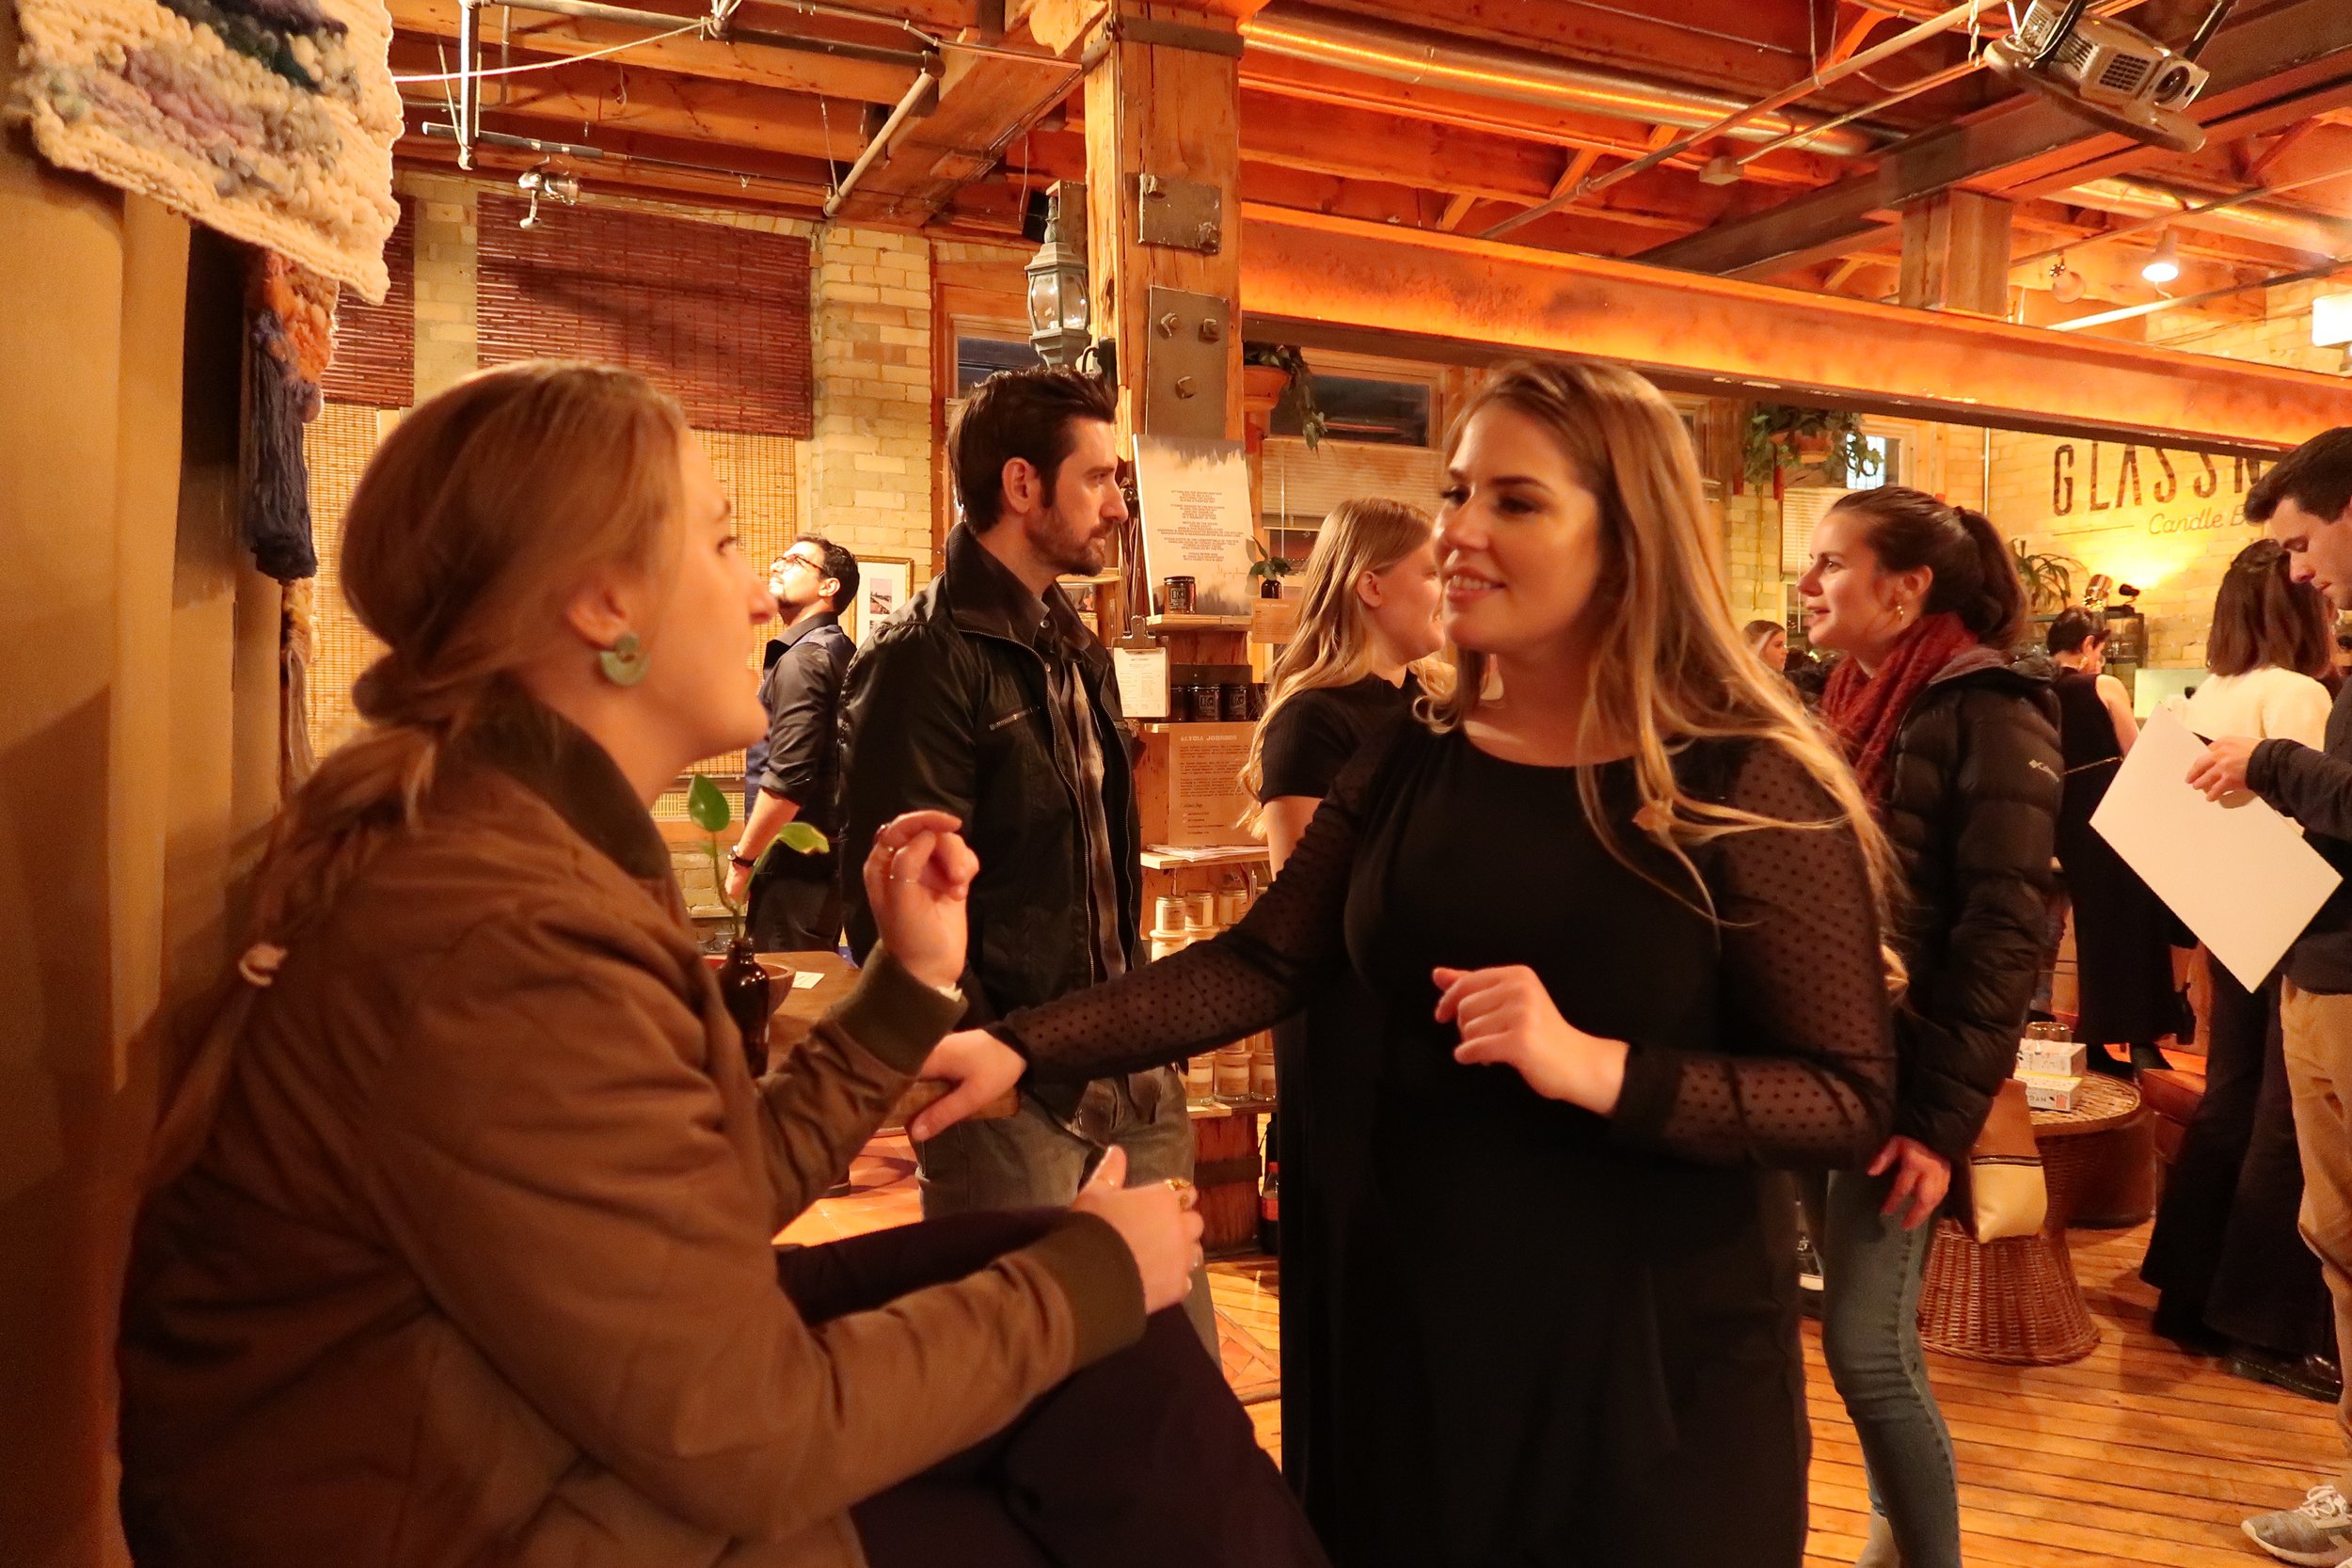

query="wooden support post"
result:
[1899,189,2014,317]
[1081,5,1246,651]
[1081,9,1245,449]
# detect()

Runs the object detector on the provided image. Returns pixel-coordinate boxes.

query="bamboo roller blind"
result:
[475,197,813,438]
[322,198,414,408]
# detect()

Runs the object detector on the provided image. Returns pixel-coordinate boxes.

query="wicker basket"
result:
[1916,1218,2101,1365]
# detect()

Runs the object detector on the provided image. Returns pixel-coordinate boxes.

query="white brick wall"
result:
[804,224,936,585]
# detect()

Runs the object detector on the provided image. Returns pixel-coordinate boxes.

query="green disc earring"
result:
[597,630,650,687]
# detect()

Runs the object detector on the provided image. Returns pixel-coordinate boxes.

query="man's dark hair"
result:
[2248,428,2352,525]
[948,368,1117,532]
[798,533,859,613]
[2045,608,2106,656]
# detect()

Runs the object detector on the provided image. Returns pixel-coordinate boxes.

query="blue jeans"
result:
[916,1066,1216,1352]
[1800,1168,1960,1568]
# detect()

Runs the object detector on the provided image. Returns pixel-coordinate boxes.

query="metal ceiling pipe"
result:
[821,62,939,219]
[1238,6,1881,158]
[2063,176,2350,256]
[456,0,483,166]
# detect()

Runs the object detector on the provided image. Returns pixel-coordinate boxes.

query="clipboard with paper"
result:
[2090,706,2342,990]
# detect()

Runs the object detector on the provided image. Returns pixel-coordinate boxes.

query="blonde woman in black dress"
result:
[915,360,1898,1566]
[1236,497,1442,1501]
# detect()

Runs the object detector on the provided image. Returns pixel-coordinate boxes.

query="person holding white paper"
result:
[2146,539,2339,1402]
[2186,429,2352,1567]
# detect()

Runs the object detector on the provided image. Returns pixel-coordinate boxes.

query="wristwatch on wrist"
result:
[728,850,757,872]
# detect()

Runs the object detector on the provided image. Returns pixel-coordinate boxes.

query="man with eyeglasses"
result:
[730,537,859,951]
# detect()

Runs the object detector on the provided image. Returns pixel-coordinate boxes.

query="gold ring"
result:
[1165,1177,1198,1210]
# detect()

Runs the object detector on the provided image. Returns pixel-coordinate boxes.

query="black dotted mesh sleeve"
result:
[991,746,1374,1081]
[1611,741,1897,1168]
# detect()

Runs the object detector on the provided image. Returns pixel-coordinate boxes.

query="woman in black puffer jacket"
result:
[1796,486,2060,1568]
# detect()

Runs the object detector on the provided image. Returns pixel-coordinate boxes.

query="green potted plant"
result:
[1247,535,1295,599]
[1243,342,1328,450]
[685,773,827,1076]
[1743,404,1883,499]
[2010,540,2084,614]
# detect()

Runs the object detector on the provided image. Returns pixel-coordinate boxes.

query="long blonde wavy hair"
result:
[1429,359,1899,927]
[248,360,690,942]
[1238,498,1446,831]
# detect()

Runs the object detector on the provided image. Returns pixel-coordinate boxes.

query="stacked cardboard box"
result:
[2015,1036,2087,1114]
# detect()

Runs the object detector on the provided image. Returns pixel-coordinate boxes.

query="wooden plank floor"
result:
[791,1137,2338,1565]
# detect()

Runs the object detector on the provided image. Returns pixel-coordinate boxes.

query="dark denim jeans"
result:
[1801,1166,1961,1568]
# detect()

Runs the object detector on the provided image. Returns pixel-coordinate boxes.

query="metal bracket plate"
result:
[1136,174,1223,255]
[1142,285,1231,441]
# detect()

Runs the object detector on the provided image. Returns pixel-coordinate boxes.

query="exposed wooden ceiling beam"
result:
[1240,203,2352,453]
[1237,55,1847,191]
[387,0,920,104]
[1438,192,1478,230]
[1237,161,1676,254]
[830,33,1082,222]
[390,33,867,163]
[1241,91,1564,206]
[1635,0,2352,276]
[1294,0,1977,123]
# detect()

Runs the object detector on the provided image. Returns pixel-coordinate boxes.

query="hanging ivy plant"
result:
[1742,404,1883,488]
[1243,341,1328,450]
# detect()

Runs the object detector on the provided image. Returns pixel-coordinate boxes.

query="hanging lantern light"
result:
[1025,189,1091,369]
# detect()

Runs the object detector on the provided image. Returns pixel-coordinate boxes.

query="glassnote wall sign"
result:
[1990,430,2275,667]
[1135,436,1256,617]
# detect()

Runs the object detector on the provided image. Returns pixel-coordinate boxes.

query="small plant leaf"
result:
[686,774,733,834]
[775,822,831,856]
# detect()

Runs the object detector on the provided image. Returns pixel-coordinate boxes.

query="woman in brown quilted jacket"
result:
[116,361,1324,1568]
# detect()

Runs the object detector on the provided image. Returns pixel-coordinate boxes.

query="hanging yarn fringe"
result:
[280,577,318,792]
[241,249,335,581]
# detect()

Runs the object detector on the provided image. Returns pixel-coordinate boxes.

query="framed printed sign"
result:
[849,557,914,647]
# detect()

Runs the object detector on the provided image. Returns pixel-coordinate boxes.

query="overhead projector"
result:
[1986,0,2224,153]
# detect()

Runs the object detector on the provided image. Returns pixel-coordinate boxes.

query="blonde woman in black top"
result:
[1247,499,1444,870]
[914,359,1897,1566]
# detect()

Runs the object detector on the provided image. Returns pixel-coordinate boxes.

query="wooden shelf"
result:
[1136,721,1254,736]
[1139,843,1267,870]
[1145,612,1255,631]
[1186,1093,1278,1119]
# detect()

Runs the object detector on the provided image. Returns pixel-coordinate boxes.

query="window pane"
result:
[1851,435,1903,488]
[1271,372,1431,447]
[957,332,1042,395]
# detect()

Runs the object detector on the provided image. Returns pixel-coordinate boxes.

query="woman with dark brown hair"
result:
[915,357,1898,1566]
[1797,485,2061,1568]
[115,361,1325,1568]
[2145,539,2340,1401]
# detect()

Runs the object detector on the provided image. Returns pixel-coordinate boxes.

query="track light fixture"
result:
[2140,230,2182,285]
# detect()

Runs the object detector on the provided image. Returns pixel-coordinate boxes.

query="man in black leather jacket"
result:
[838,368,1212,1343]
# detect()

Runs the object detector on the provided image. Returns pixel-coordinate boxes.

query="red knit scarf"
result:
[1820,611,1980,815]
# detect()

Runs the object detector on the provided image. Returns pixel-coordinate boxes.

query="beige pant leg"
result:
[2280,982,2352,1489]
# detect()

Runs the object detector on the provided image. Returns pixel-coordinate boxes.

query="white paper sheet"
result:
[2090,706,2341,990]
[1134,436,1256,616]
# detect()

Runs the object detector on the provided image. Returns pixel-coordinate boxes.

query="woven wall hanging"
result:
[8,0,401,302]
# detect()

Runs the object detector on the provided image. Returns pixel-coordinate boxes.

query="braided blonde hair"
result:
[246,361,689,942]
